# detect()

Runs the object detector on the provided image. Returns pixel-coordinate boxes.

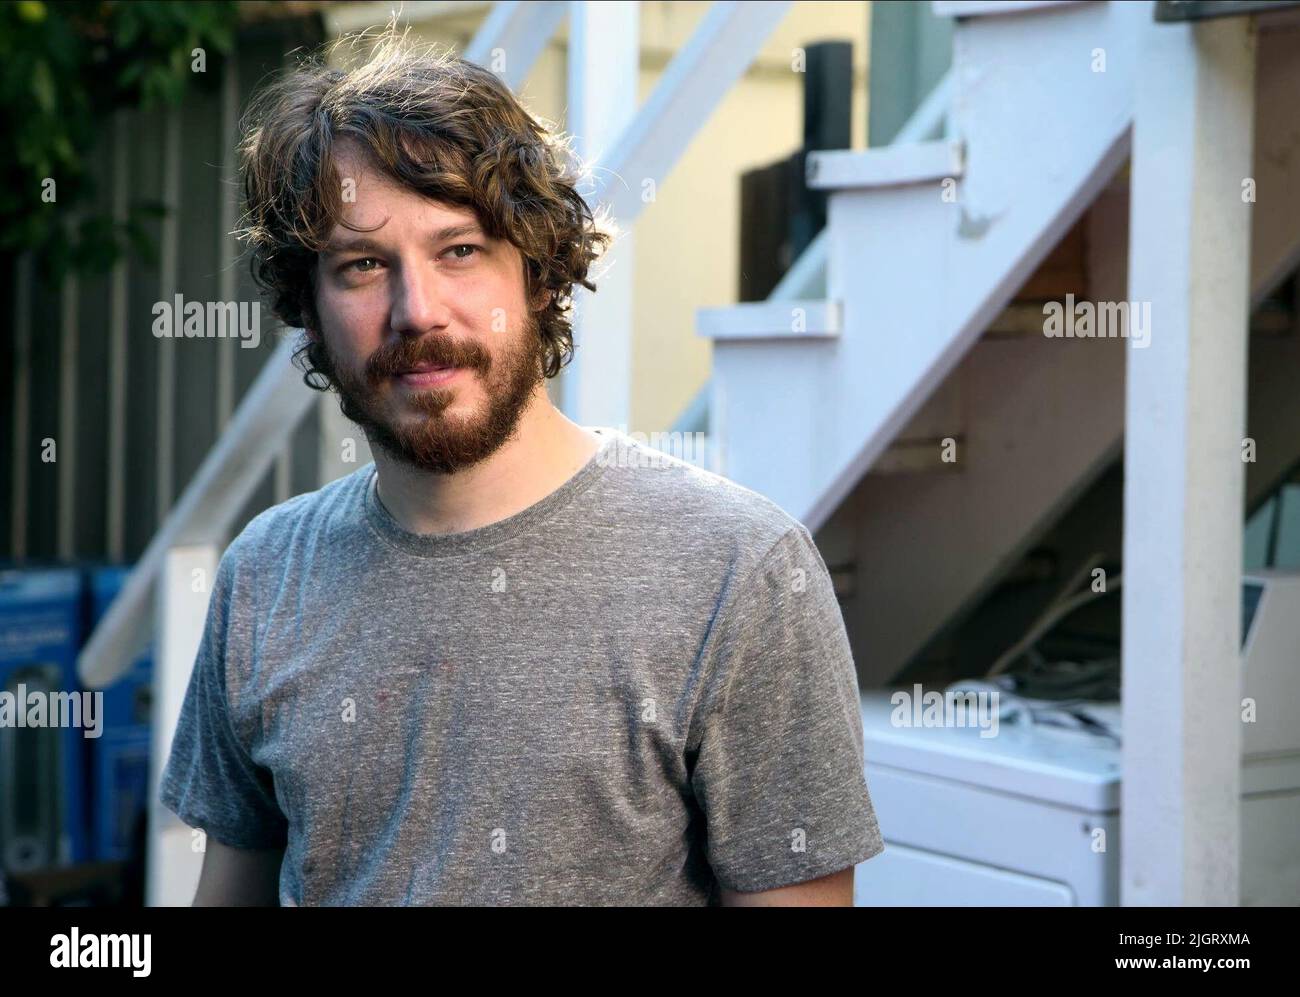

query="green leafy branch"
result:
[0,0,240,279]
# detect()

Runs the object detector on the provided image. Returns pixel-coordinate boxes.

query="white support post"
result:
[1121,13,1256,906]
[562,0,793,430]
[587,1,793,225]
[147,544,219,907]
[563,0,639,429]
[463,0,567,89]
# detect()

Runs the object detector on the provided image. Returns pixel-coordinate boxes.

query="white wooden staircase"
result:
[701,0,1142,528]
[699,0,1300,685]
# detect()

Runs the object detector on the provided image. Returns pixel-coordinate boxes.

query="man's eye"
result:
[343,257,381,273]
[445,244,480,262]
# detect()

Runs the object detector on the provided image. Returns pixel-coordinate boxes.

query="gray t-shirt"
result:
[160,425,884,905]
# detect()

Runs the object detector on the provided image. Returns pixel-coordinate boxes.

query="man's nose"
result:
[389,264,453,337]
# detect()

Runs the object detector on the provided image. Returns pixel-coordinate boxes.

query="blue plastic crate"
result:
[0,567,90,869]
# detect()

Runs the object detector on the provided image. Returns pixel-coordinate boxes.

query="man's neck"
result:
[369,390,604,536]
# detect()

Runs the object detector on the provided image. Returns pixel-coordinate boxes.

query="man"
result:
[160,31,884,907]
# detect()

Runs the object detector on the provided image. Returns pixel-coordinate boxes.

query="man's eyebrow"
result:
[432,223,485,242]
[322,224,486,257]
[321,236,384,257]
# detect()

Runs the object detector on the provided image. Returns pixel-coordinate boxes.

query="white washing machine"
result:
[853,572,1300,906]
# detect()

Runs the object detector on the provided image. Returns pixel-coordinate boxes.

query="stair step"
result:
[806,139,964,192]
[872,437,965,474]
[698,299,841,340]
[932,0,1089,17]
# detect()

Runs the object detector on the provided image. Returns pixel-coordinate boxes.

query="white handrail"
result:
[462,0,567,89]
[77,335,315,688]
[589,1,795,226]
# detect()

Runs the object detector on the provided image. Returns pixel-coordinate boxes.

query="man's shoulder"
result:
[224,463,372,567]
[597,430,811,563]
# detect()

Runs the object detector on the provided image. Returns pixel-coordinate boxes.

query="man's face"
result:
[312,146,546,474]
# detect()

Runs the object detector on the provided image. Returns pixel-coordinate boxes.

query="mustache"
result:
[365,335,491,382]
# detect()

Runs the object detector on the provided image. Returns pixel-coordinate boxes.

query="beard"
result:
[320,316,546,474]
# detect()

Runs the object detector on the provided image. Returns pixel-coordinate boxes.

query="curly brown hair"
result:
[236,28,614,385]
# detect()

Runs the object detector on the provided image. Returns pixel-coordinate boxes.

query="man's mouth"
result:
[392,362,464,388]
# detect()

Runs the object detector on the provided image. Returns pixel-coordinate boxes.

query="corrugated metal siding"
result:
[3,15,325,565]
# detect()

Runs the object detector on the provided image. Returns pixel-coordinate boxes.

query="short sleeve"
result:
[689,525,884,894]
[158,544,289,850]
